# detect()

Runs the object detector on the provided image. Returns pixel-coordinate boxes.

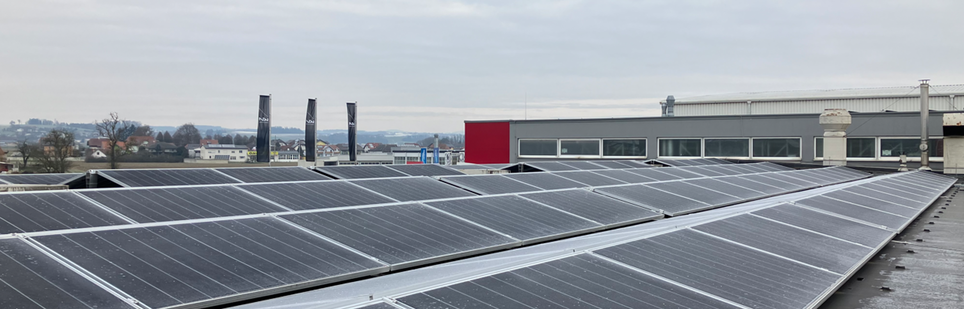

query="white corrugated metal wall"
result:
[676,96,961,116]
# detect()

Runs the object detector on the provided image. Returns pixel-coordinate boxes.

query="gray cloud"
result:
[1,0,962,132]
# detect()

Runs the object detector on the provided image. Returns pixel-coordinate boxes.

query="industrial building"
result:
[465,83,959,171]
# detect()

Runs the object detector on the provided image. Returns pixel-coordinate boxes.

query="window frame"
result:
[518,139,559,158]
[814,136,878,161]
[749,137,802,160]
[601,138,648,158]
[877,136,944,162]
[703,138,751,159]
[559,139,603,158]
[656,138,703,158]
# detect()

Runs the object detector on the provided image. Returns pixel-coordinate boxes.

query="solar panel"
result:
[679,166,728,177]
[697,165,746,175]
[96,169,242,187]
[281,203,516,267]
[314,165,408,179]
[713,164,757,174]
[683,178,767,199]
[214,167,331,183]
[385,164,465,176]
[34,218,386,309]
[795,196,908,230]
[595,229,840,309]
[741,174,808,190]
[711,175,788,195]
[752,204,894,247]
[589,160,641,169]
[237,181,396,210]
[0,173,84,185]
[755,173,818,187]
[587,169,658,183]
[593,185,709,216]
[756,161,794,171]
[426,196,601,242]
[0,192,129,234]
[787,171,835,185]
[733,163,770,173]
[350,177,476,201]
[523,161,581,171]
[823,190,919,217]
[519,189,662,225]
[0,238,134,308]
[645,182,742,206]
[554,161,607,170]
[843,186,929,208]
[552,171,627,186]
[503,173,589,190]
[80,186,287,223]
[397,254,741,309]
[692,214,871,274]
[439,175,543,194]
[650,168,705,179]
[623,168,686,181]
[861,182,935,204]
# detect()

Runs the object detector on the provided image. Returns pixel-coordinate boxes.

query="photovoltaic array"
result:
[0,162,947,309]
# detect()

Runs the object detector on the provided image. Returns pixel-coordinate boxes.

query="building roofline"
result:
[465,110,956,124]
[662,84,964,105]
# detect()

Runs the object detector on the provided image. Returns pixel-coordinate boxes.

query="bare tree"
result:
[96,112,132,169]
[36,129,75,173]
[15,138,36,171]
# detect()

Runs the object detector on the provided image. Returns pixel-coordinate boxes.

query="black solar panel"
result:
[281,204,517,267]
[0,173,84,185]
[426,196,601,242]
[0,192,129,234]
[397,254,741,309]
[824,190,918,217]
[645,182,742,206]
[503,173,589,190]
[523,161,580,171]
[678,166,728,177]
[520,189,662,225]
[385,164,465,176]
[594,185,709,216]
[711,175,788,195]
[439,175,543,194]
[80,186,287,223]
[96,169,242,187]
[624,168,685,181]
[552,171,627,186]
[595,229,840,309]
[752,204,894,247]
[215,167,331,183]
[589,160,642,169]
[684,178,767,199]
[588,169,659,183]
[693,214,871,274]
[650,168,705,179]
[35,218,386,309]
[795,196,908,229]
[350,177,476,201]
[0,239,133,308]
[314,165,408,179]
[555,161,607,170]
[742,174,808,190]
[755,173,818,187]
[237,181,396,210]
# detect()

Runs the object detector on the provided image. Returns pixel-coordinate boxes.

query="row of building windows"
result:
[518,137,945,160]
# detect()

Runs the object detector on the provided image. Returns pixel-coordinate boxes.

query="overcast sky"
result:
[2,1,962,132]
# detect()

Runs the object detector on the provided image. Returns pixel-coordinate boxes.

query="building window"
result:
[704,138,749,157]
[880,138,943,157]
[659,139,701,157]
[560,140,600,156]
[752,138,800,158]
[815,137,875,158]
[603,139,645,157]
[519,139,557,156]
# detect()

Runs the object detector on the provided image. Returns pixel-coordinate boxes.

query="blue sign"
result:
[433,147,440,164]
[420,148,428,164]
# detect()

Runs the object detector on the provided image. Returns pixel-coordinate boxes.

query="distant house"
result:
[320,144,341,157]
[87,149,108,159]
[147,142,178,155]
[200,139,218,146]
[362,143,382,153]
[86,138,125,151]
[198,144,248,162]
[126,136,157,153]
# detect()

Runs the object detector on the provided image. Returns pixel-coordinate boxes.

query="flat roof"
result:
[667,84,964,104]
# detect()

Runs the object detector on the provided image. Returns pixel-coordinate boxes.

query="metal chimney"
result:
[664,95,675,117]
[920,80,931,171]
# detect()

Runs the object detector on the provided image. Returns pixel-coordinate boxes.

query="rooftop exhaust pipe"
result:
[662,95,675,117]
[920,79,931,171]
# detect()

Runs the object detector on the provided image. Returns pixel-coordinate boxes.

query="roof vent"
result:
[662,95,675,117]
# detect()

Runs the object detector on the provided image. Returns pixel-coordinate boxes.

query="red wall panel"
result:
[465,122,510,163]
